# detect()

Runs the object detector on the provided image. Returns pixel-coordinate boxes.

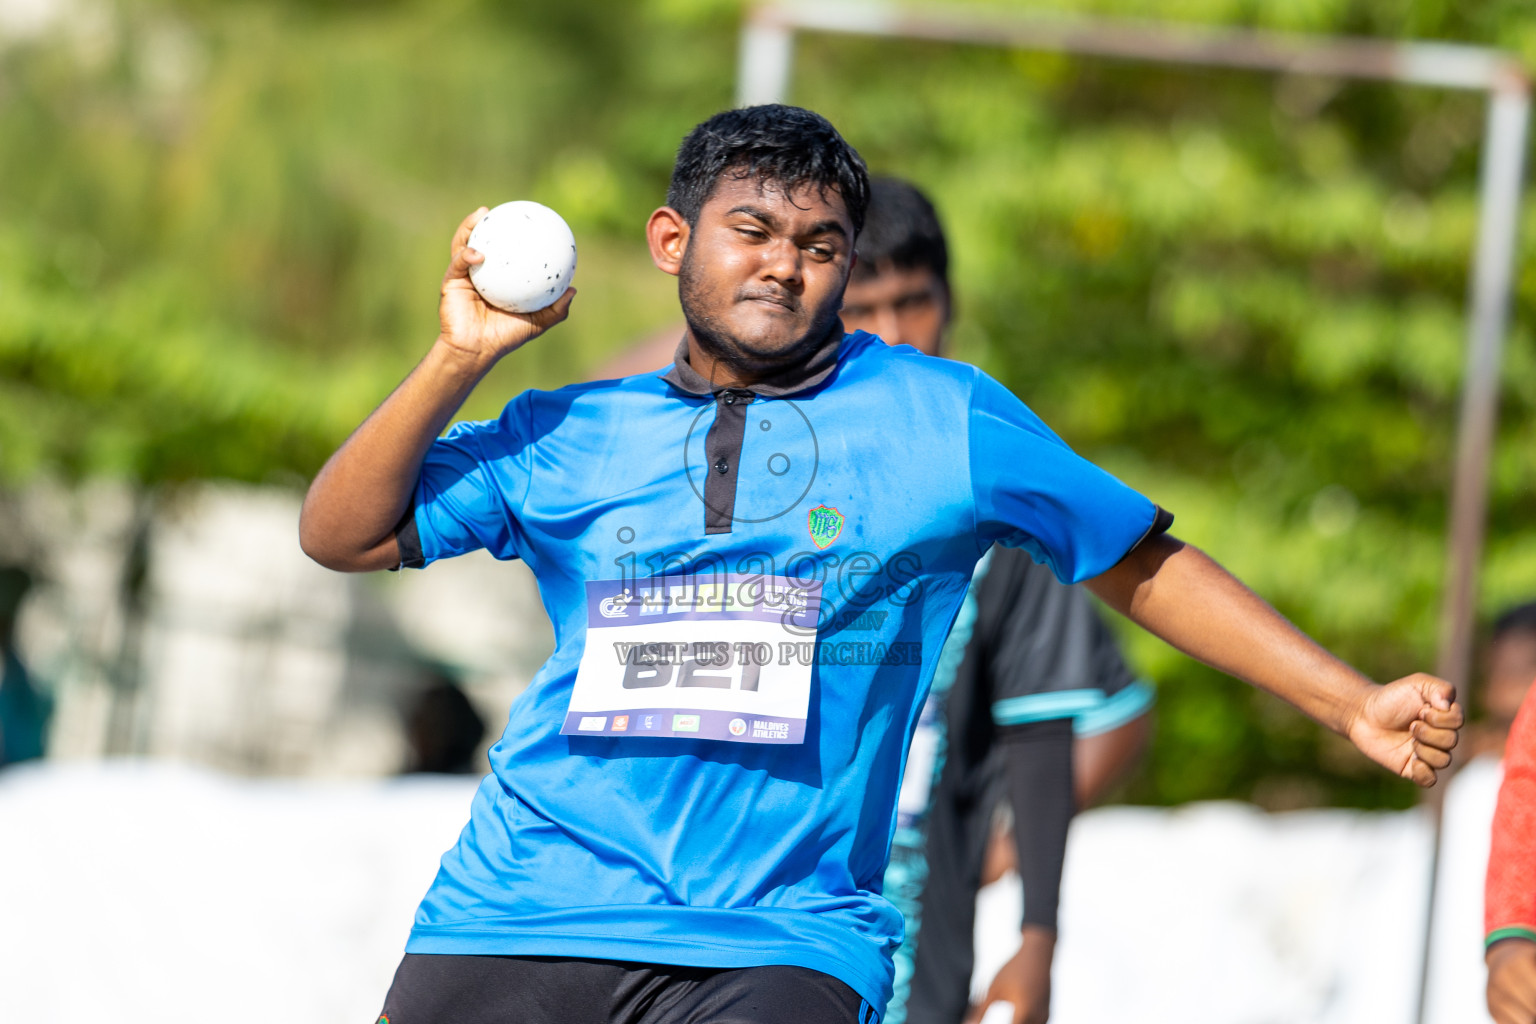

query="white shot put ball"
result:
[466,201,577,314]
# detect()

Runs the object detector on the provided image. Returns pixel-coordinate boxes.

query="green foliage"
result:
[2,0,1533,805]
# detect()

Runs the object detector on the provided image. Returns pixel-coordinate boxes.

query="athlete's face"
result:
[648,173,857,372]
[840,262,950,357]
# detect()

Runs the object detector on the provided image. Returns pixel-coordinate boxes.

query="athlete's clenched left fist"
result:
[1345,673,1463,786]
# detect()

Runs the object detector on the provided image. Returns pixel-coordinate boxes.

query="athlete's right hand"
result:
[438,207,576,367]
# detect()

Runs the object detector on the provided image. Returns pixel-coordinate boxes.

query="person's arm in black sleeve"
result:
[965,549,1086,1024]
[965,718,1073,1024]
[1000,718,1074,933]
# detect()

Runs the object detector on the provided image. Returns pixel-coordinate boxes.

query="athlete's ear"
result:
[647,207,690,277]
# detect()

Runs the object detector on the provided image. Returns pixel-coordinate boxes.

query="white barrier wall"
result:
[973,758,1499,1024]
[0,758,1504,1024]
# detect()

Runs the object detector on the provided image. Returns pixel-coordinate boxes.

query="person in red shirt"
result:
[1486,655,1536,1023]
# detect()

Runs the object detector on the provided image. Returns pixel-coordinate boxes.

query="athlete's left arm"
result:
[1083,533,1462,787]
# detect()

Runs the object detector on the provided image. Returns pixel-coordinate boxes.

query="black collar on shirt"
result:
[659,327,845,535]
[659,326,845,398]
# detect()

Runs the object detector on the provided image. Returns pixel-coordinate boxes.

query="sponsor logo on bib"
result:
[672,714,701,733]
[728,717,747,736]
[599,589,635,618]
[808,504,844,549]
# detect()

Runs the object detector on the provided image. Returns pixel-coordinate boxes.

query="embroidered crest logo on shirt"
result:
[807,505,844,549]
[562,574,823,744]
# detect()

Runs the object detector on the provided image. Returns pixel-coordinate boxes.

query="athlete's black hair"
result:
[851,177,950,291]
[667,104,870,234]
[1493,600,1536,641]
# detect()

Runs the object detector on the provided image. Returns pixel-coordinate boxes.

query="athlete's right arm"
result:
[298,208,575,573]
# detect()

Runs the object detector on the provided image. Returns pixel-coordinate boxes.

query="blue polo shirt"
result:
[398,329,1161,1008]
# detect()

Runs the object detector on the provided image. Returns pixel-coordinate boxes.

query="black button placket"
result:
[703,389,754,534]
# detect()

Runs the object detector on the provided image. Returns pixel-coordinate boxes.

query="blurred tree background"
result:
[2,0,1534,807]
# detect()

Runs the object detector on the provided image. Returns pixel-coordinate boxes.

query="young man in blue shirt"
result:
[300,105,1462,1024]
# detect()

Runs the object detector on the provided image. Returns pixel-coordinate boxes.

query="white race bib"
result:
[561,574,822,744]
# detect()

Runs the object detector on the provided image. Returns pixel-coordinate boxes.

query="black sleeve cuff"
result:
[392,508,425,571]
[1127,504,1175,555]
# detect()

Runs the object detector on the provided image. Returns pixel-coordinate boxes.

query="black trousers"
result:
[379,953,880,1024]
